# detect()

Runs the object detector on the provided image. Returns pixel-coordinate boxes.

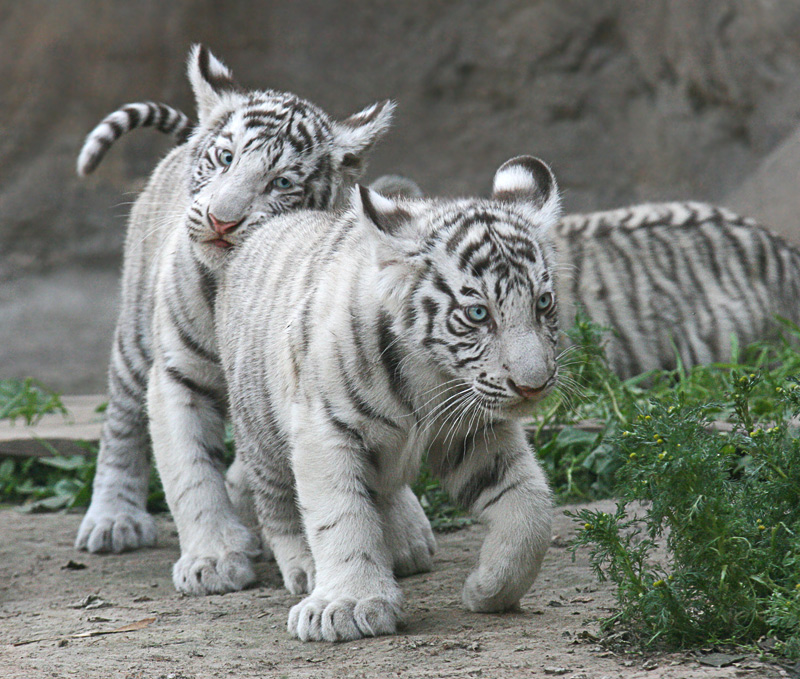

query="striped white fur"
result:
[77,102,193,177]
[217,156,559,642]
[553,202,800,377]
[74,45,398,597]
[374,179,800,378]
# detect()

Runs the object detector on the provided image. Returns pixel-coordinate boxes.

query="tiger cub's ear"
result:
[187,44,240,124]
[356,184,412,236]
[492,156,562,229]
[332,100,396,181]
[354,184,421,312]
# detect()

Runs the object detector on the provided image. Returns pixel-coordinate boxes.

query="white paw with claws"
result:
[75,504,157,553]
[288,592,402,642]
[172,524,261,595]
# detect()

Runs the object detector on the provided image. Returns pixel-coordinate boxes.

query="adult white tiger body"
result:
[553,202,800,378]
[217,156,559,642]
[74,45,413,595]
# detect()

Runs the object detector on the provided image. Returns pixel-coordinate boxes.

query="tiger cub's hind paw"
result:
[75,505,157,554]
[172,550,257,595]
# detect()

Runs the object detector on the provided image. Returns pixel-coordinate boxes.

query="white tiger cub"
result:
[74,45,422,595]
[217,156,559,641]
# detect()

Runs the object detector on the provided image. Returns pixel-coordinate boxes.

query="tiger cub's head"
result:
[185,45,393,267]
[358,156,562,418]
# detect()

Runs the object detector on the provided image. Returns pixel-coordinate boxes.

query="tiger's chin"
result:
[501,387,556,419]
[192,239,237,270]
[207,238,234,250]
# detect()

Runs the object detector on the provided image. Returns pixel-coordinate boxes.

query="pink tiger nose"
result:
[209,213,243,235]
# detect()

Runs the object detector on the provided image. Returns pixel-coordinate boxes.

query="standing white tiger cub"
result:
[217,156,559,641]
[74,45,409,595]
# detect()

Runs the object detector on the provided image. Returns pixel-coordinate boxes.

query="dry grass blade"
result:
[12,617,156,646]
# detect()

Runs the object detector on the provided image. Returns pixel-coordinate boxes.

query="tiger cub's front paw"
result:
[287,593,402,642]
[462,566,524,613]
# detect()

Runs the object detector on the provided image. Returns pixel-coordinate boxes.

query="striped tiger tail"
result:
[76,101,193,177]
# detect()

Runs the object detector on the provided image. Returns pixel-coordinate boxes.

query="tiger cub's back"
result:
[118,145,192,299]
[553,201,800,378]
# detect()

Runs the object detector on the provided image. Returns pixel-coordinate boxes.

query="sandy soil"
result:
[0,501,788,679]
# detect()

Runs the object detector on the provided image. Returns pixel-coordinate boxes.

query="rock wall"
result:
[2,0,800,391]
[724,126,800,244]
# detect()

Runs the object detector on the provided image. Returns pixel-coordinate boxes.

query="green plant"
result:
[569,370,800,656]
[0,378,66,425]
[0,451,95,511]
[0,379,92,511]
[531,310,646,502]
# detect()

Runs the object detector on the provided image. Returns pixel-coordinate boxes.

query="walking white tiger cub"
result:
[74,45,416,595]
[216,155,559,641]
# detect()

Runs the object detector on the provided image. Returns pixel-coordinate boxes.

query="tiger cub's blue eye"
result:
[217,149,234,166]
[272,176,293,190]
[466,305,490,323]
[537,292,554,311]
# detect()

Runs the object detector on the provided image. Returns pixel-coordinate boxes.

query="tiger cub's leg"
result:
[438,421,552,613]
[224,456,258,529]
[233,431,314,595]
[380,485,436,577]
[147,360,260,595]
[75,324,156,553]
[287,410,402,643]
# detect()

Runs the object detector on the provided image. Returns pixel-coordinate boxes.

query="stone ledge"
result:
[0,395,104,458]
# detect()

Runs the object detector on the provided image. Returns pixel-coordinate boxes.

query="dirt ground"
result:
[0,501,789,679]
